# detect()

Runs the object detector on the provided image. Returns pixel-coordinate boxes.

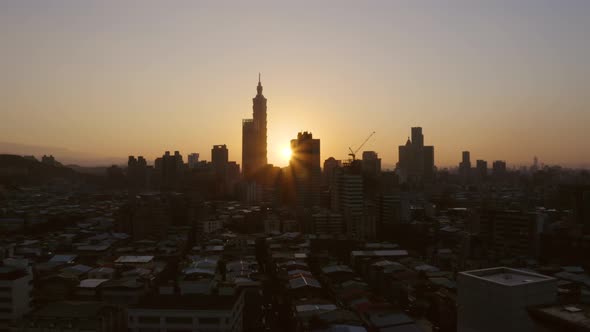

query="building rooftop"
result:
[461,267,554,286]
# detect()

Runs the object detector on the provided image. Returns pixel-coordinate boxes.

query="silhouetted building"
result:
[242,75,268,179]
[459,151,471,178]
[188,153,200,169]
[361,151,381,177]
[397,127,435,183]
[160,151,185,190]
[211,145,229,178]
[128,155,148,190]
[492,160,507,176]
[476,159,487,179]
[290,132,321,211]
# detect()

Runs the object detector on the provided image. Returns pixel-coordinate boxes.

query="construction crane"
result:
[348,131,376,161]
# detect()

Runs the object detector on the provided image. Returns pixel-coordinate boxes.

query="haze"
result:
[1,0,589,167]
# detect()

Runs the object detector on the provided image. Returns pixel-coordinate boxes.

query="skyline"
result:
[2,1,590,168]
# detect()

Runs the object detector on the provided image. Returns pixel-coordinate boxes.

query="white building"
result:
[0,265,33,330]
[458,267,557,332]
[128,293,244,332]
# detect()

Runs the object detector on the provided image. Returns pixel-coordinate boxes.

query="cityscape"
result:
[1,2,590,332]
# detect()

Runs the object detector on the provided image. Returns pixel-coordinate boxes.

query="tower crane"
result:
[348,131,376,161]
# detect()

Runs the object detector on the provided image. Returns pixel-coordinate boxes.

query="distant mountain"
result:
[0,154,98,185]
[0,142,124,166]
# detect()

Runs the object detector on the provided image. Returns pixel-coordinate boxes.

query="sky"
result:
[1,0,589,168]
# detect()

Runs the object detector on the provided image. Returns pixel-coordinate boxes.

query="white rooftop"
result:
[461,267,554,286]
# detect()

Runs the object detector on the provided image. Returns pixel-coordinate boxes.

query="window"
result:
[198,317,220,325]
[137,316,160,324]
[165,317,192,324]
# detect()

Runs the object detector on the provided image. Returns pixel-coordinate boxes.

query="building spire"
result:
[256,73,263,95]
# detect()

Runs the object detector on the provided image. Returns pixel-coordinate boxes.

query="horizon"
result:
[2,1,590,168]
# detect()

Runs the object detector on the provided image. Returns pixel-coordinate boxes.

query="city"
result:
[1,2,590,332]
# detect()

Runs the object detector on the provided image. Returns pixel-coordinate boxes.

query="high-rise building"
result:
[459,151,471,178]
[458,267,556,332]
[290,132,321,210]
[242,75,268,179]
[397,127,435,183]
[160,151,184,190]
[323,157,341,188]
[361,151,381,177]
[492,160,507,176]
[211,145,229,177]
[188,153,200,169]
[476,159,487,179]
[128,155,148,190]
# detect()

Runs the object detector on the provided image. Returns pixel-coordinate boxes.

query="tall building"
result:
[492,160,507,175]
[459,151,471,178]
[397,127,435,183]
[290,132,321,211]
[323,157,341,186]
[211,145,229,178]
[361,151,381,177]
[458,267,556,332]
[160,151,184,191]
[188,153,200,169]
[128,155,148,190]
[242,75,268,179]
[476,159,487,179]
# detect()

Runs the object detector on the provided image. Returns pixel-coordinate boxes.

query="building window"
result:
[198,317,220,324]
[165,317,192,324]
[137,316,160,324]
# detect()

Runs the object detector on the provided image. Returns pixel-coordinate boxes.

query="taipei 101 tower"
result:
[242,74,268,179]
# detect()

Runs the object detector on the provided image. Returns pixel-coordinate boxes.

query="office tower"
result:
[128,155,147,190]
[188,153,200,169]
[397,127,435,183]
[161,151,184,190]
[361,151,381,177]
[459,151,471,178]
[476,159,488,179]
[492,160,507,175]
[323,157,341,188]
[458,267,556,332]
[411,127,424,148]
[242,75,268,179]
[211,145,229,177]
[290,132,321,210]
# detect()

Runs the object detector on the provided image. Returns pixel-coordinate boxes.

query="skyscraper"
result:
[459,151,471,178]
[290,131,321,210]
[397,127,435,183]
[211,144,229,177]
[242,74,268,179]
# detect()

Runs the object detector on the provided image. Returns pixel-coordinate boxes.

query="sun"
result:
[281,146,292,161]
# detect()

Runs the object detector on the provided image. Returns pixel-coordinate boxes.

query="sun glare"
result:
[281,146,292,161]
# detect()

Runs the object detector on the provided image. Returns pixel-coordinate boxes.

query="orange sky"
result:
[1,1,589,168]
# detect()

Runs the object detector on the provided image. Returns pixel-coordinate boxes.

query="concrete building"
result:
[458,267,557,332]
[0,266,32,331]
[361,151,381,178]
[16,301,125,332]
[312,210,344,235]
[397,127,435,183]
[290,132,321,211]
[127,293,244,332]
[188,153,200,169]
